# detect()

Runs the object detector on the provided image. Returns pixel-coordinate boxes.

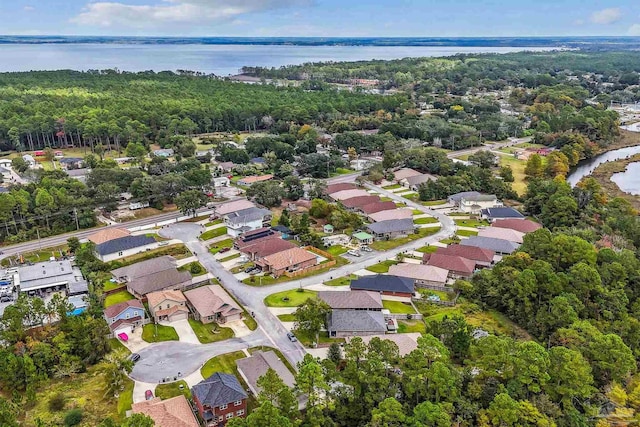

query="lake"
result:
[567,145,640,187]
[0,44,553,75]
[611,162,640,195]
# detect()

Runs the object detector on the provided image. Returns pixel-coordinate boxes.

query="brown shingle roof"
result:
[330,189,371,201]
[88,227,131,245]
[261,247,317,271]
[240,238,296,258]
[183,285,243,319]
[214,199,256,216]
[132,395,199,427]
[147,289,186,310]
[360,201,398,214]
[424,253,476,275]
[394,168,423,181]
[478,227,525,243]
[368,208,413,222]
[341,195,381,208]
[435,245,495,264]
[492,219,542,233]
[325,183,357,194]
[104,299,144,319]
[388,263,449,284]
[318,290,382,310]
[236,351,295,396]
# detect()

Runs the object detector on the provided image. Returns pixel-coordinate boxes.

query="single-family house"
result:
[368,208,413,222]
[184,285,243,324]
[341,195,380,211]
[212,176,230,188]
[239,238,297,262]
[58,157,84,170]
[88,227,131,245]
[213,199,256,218]
[216,162,235,173]
[236,351,295,397]
[478,227,525,244]
[327,310,387,338]
[394,168,423,183]
[66,168,89,183]
[192,373,248,426]
[480,207,525,222]
[435,245,495,267]
[360,201,398,215]
[237,175,273,186]
[94,235,158,262]
[447,191,482,206]
[0,167,11,181]
[459,195,501,214]
[318,290,383,311]
[350,274,415,298]
[322,234,350,247]
[22,154,36,168]
[492,219,542,233]
[325,183,357,195]
[258,247,318,278]
[153,148,174,157]
[367,218,416,240]
[461,236,520,255]
[0,158,12,169]
[126,269,192,300]
[224,207,272,237]
[348,334,420,357]
[329,189,370,201]
[400,174,436,191]
[132,395,199,427]
[353,231,374,246]
[250,157,266,167]
[111,256,177,282]
[423,253,476,279]
[104,300,146,336]
[147,289,189,322]
[233,228,279,250]
[388,263,450,290]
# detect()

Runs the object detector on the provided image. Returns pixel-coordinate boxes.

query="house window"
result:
[219,404,227,410]
[226,413,233,420]
[218,416,224,422]
[236,410,245,416]
[133,311,139,316]
[125,312,130,319]
[234,400,242,406]
[118,251,123,256]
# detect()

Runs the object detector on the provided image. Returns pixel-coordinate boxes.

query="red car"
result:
[145,390,154,400]
[219,247,231,253]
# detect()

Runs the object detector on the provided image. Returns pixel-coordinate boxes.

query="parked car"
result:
[347,249,361,257]
[130,353,141,363]
[145,390,154,400]
[287,332,297,342]
[0,296,12,303]
[361,246,372,252]
[245,266,256,274]
[219,247,231,253]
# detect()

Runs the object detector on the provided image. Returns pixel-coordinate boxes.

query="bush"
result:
[64,409,83,426]
[190,262,203,275]
[48,393,66,412]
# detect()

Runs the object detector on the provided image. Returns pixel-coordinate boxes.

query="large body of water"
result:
[567,145,640,187]
[0,44,553,75]
[611,162,640,195]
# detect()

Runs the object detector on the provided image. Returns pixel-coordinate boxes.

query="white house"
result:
[224,207,272,238]
[94,235,160,262]
[0,167,11,182]
[212,176,230,188]
[0,159,12,169]
[22,154,36,168]
[459,195,502,214]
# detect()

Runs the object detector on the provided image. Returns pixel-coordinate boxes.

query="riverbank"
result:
[596,129,640,153]
[590,153,640,211]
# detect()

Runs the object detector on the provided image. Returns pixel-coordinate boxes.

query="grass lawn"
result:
[104,290,134,308]
[454,219,489,227]
[403,193,419,201]
[382,300,416,314]
[416,245,438,253]
[294,330,345,348]
[382,184,402,190]
[188,319,234,344]
[277,314,296,322]
[109,338,131,354]
[366,260,398,273]
[264,289,318,307]
[422,199,447,206]
[369,227,442,251]
[395,202,407,207]
[108,244,191,268]
[200,227,228,241]
[326,245,348,256]
[155,380,191,400]
[418,289,455,302]
[178,261,207,276]
[380,196,392,202]
[440,237,460,245]
[499,156,527,196]
[248,346,296,374]
[414,216,439,224]
[457,229,479,237]
[412,209,424,215]
[324,274,357,287]
[142,324,179,343]
[397,320,426,334]
[104,279,125,292]
[219,253,241,262]
[119,378,134,415]
[201,351,246,378]
[205,218,223,227]
[209,238,234,254]
[244,316,258,331]
[332,167,353,176]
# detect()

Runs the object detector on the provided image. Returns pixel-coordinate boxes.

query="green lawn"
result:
[264,289,318,307]
[104,279,125,292]
[277,314,296,322]
[205,219,223,227]
[104,291,135,308]
[155,380,191,400]
[418,288,455,302]
[332,167,353,176]
[200,227,228,240]
[326,245,348,256]
[294,330,345,348]
[457,229,479,237]
[369,227,442,251]
[178,261,207,276]
[421,199,447,206]
[412,209,424,215]
[440,237,460,245]
[395,202,407,208]
[416,246,438,254]
[243,256,349,286]
[219,253,241,262]
[397,320,427,334]
[188,318,234,344]
[142,324,179,343]
[324,274,357,287]
[109,338,131,354]
[209,238,234,254]
[366,260,399,273]
[454,219,489,227]
[414,217,439,224]
[201,351,246,378]
[382,300,416,314]
[118,378,134,415]
[244,316,258,331]
[382,184,402,190]
[500,155,527,196]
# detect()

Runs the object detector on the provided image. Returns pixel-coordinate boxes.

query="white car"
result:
[361,246,372,252]
[347,249,361,257]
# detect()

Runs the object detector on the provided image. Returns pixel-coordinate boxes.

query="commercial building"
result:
[15,260,86,297]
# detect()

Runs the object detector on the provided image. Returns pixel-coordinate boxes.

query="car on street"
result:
[347,249,361,257]
[219,247,231,253]
[130,353,141,363]
[145,390,154,400]
[287,332,297,342]
[361,246,372,252]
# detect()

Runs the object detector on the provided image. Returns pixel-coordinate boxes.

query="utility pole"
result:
[73,208,80,231]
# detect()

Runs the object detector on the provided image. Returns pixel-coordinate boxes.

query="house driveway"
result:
[226,320,251,338]
[165,319,201,344]
[122,327,150,354]
[133,380,156,404]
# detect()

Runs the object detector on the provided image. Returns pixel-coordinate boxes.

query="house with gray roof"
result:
[126,269,192,300]
[110,256,177,282]
[236,351,295,397]
[327,310,387,338]
[461,236,520,255]
[480,207,525,222]
[224,207,272,238]
[318,291,382,310]
[350,274,415,298]
[366,218,416,240]
[94,235,159,262]
[192,372,248,426]
[16,260,86,296]
[447,191,481,205]
[400,173,436,191]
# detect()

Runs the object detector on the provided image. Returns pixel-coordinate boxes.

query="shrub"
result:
[64,409,83,426]
[190,262,203,275]
[48,393,66,412]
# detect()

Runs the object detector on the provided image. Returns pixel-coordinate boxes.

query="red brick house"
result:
[257,247,317,277]
[192,372,248,426]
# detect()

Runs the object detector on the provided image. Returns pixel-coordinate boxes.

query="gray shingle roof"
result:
[461,236,520,254]
[480,207,524,219]
[192,372,247,408]
[328,310,387,333]
[95,235,156,256]
[350,275,414,294]
[448,191,481,202]
[111,256,177,281]
[236,351,295,396]
[68,281,89,295]
[127,269,192,296]
[367,218,415,235]
[225,207,271,226]
[318,291,382,310]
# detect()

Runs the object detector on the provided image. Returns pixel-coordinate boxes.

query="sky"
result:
[3,0,640,37]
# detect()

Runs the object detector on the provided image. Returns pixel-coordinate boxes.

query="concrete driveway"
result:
[133,381,156,404]
[122,327,150,354]
[226,320,251,338]
[165,319,200,344]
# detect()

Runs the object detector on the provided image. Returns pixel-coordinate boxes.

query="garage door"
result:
[225,313,242,323]
[168,311,188,322]
[113,324,132,337]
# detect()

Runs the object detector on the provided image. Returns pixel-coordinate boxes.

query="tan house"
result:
[132,395,199,427]
[393,168,423,183]
[388,263,450,290]
[146,289,189,322]
[237,174,273,186]
[257,247,318,278]
[184,285,243,324]
[88,227,131,245]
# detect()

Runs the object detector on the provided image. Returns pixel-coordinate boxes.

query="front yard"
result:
[264,289,318,307]
[209,238,233,254]
[243,256,349,286]
[414,217,439,224]
[457,229,478,237]
[366,260,399,273]
[155,380,191,400]
[324,274,357,287]
[200,227,228,241]
[369,227,442,251]
[201,351,246,378]
[142,324,179,342]
[454,219,489,227]
[325,245,348,256]
[188,318,234,344]
[382,300,416,314]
